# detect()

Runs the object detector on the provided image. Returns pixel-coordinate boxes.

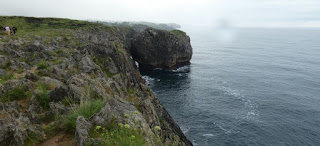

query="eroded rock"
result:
[131,28,192,69]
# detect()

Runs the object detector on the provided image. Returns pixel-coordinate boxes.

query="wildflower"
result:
[118,123,124,128]
[96,126,102,130]
[134,111,139,115]
[124,113,129,118]
[154,126,161,131]
[124,124,130,129]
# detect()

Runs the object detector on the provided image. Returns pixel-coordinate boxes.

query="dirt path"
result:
[37,133,76,146]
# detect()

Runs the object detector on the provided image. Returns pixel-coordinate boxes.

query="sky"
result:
[1,0,320,27]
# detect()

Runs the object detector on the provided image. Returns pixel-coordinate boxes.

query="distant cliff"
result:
[0,16,192,146]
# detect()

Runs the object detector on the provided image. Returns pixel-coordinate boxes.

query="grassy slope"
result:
[0,16,94,34]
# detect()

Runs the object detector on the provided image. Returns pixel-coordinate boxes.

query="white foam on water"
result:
[215,123,239,134]
[202,133,215,137]
[192,140,198,146]
[181,126,191,134]
[142,75,155,86]
[218,83,260,122]
[172,65,190,73]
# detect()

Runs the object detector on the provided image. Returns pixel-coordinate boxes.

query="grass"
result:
[170,30,186,37]
[0,16,113,39]
[93,55,115,78]
[64,86,105,132]
[51,59,63,65]
[127,87,135,94]
[24,130,42,146]
[36,60,49,70]
[0,74,14,84]
[35,82,51,109]
[64,99,105,132]
[88,123,146,146]
[0,61,12,70]
[1,85,31,102]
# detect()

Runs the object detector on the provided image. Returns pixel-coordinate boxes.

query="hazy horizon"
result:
[1,0,320,28]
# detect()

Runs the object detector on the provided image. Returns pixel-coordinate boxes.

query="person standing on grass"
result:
[12,27,17,35]
[4,25,11,36]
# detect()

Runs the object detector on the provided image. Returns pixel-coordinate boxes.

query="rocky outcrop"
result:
[0,16,193,146]
[75,116,91,146]
[131,28,193,69]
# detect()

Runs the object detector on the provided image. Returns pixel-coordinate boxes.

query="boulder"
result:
[25,71,39,81]
[75,116,92,146]
[48,85,68,102]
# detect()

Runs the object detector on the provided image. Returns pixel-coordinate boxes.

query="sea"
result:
[141,27,320,146]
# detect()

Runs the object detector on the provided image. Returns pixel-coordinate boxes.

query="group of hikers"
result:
[1,25,17,36]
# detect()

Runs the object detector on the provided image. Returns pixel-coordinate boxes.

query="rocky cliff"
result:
[0,16,192,146]
[131,28,192,69]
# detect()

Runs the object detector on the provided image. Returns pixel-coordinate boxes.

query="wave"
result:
[218,83,260,122]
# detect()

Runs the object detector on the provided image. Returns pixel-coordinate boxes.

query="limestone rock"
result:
[48,85,68,102]
[131,28,192,69]
[75,116,92,146]
[25,71,39,81]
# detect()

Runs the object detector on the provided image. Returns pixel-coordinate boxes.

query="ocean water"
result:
[141,27,320,146]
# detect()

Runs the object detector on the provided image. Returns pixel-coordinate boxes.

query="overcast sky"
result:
[1,0,320,27]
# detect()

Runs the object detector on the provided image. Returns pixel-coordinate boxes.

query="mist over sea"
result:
[141,27,320,146]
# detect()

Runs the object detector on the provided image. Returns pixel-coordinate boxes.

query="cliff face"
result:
[131,28,193,69]
[0,17,192,146]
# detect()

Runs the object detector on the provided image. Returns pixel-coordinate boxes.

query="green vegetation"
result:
[51,59,63,65]
[101,21,180,31]
[0,16,124,43]
[36,60,49,70]
[64,86,105,132]
[64,99,105,131]
[170,30,186,37]
[93,55,115,78]
[0,50,7,56]
[24,130,42,146]
[1,85,31,102]
[0,61,12,70]
[35,82,51,109]
[88,123,146,146]
[55,49,64,55]
[127,87,135,94]
[0,16,101,37]
[0,74,14,84]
